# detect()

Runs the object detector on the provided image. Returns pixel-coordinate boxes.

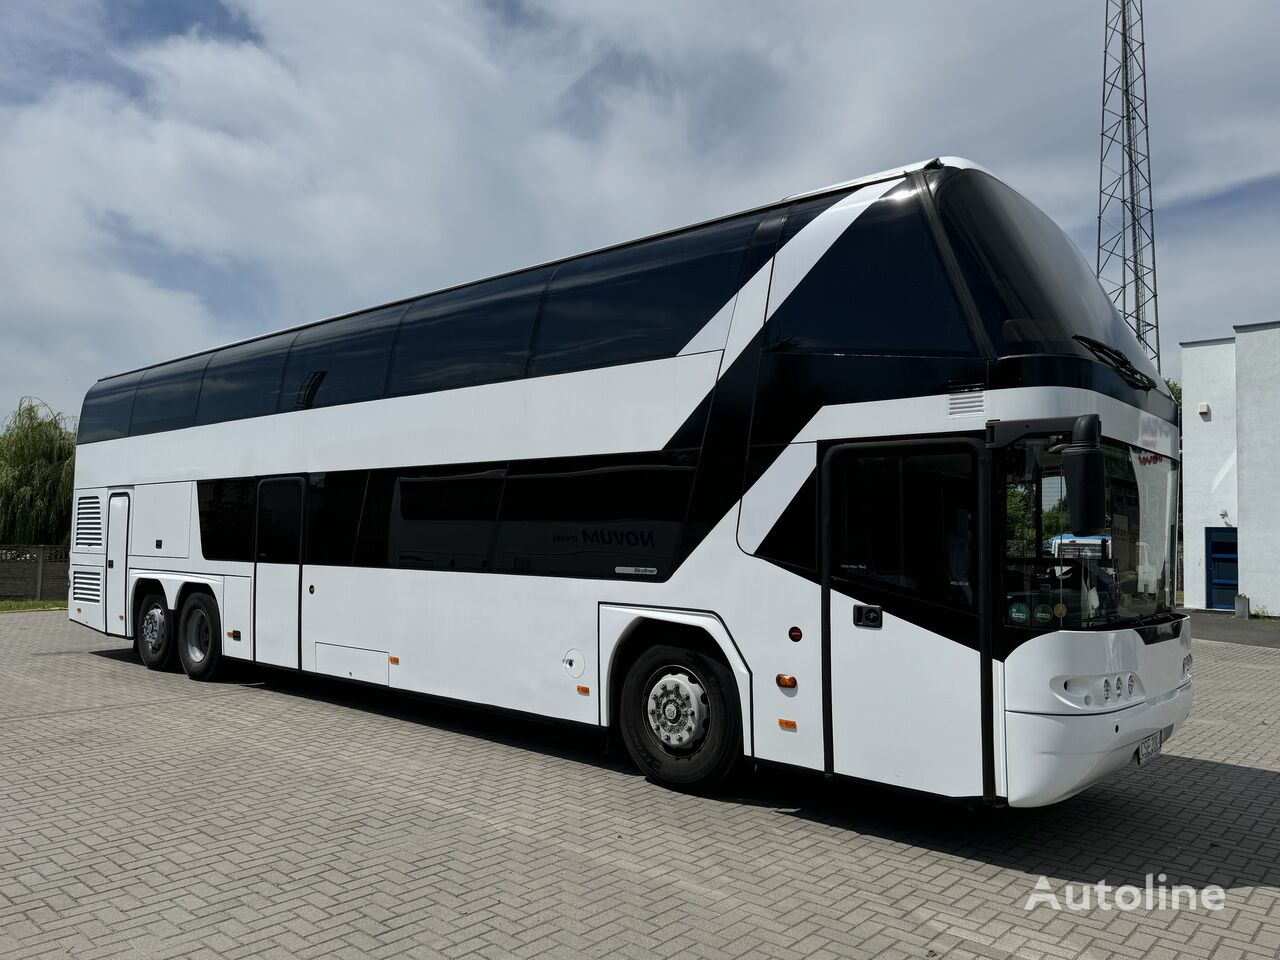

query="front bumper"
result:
[1004,679,1193,807]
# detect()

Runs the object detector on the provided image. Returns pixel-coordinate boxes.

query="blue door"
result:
[1205,527,1238,611]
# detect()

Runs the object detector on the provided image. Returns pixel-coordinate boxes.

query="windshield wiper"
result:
[1072,335,1156,390]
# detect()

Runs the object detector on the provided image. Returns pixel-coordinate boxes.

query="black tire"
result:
[177,592,222,682]
[136,592,176,670]
[620,643,742,793]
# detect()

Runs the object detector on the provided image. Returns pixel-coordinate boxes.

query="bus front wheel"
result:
[620,644,741,792]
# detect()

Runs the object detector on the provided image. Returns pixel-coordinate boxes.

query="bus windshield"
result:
[1003,439,1178,632]
[929,167,1163,386]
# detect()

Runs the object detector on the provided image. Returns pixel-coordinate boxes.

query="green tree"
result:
[0,398,77,544]
[1164,377,1182,406]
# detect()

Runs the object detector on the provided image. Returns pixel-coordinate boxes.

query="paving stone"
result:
[0,612,1277,959]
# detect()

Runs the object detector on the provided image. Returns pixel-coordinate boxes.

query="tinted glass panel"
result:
[279,305,405,411]
[355,464,506,571]
[831,450,977,610]
[77,372,142,444]
[197,478,257,562]
[306,471,368,566]
[492,451,697,578]
[768,189,975,356]
[930,168,1161,381]
[196,334,296,426]
[129,355,211,436]
[256,479,303,564]
[388,269,552,396]
[530,215,760,377]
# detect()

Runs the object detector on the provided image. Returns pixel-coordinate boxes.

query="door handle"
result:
[853,604,882,628]
[107,559,114,569]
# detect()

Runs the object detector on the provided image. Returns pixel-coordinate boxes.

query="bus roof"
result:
[96,156,988,384]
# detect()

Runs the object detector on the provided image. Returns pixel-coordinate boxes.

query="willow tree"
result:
[0,398,77,544]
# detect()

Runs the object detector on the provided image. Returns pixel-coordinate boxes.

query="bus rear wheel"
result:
[136,593,175,670]
[620,644,741,792]
[178,593,222,682]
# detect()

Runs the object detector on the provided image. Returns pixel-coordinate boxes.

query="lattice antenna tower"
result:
[1096,0,1161,370]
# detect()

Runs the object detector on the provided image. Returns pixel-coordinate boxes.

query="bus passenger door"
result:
[105,492,130,636]
[254,477,304,669]
[822,441,990,800]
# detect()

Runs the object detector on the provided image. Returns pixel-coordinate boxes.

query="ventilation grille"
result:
[72,570,102,604]
[74,497,103,548]
[948,389,985,419]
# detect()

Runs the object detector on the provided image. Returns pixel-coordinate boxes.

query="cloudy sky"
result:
[2,0,1276,419]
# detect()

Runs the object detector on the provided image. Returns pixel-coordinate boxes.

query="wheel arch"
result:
[599,604,753,759]
[127,573,223,636]
[175,580,217,618]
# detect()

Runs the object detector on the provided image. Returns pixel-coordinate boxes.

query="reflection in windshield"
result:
[1003,439,1177,632]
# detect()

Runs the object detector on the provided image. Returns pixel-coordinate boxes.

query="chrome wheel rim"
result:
[140,604,166,653]
[185,609,211,665]
[645,666,710,753]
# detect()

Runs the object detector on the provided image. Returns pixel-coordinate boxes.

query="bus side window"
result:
[829,450,978,611]
[529,214,761,378]
[387,268,552,398]
[769,191,975,357]
[278,305,405,412]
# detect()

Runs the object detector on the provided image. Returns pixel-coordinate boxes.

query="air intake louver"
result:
[72,570,102,604]
[74,497,103,548]
[947,389,985,419]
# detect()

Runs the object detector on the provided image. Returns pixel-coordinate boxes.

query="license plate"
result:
[1137,730,1163,766]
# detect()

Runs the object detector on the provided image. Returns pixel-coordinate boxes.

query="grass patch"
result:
[0,599,67,613]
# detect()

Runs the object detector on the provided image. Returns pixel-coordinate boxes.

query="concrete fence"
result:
[0,545,70,601]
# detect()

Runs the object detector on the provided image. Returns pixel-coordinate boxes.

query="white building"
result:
[1181,322,1280,613]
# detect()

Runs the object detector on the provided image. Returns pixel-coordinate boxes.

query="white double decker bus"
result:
[68,158,1191,806]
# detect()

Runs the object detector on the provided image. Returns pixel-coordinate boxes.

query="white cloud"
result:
[0,0,1275,416]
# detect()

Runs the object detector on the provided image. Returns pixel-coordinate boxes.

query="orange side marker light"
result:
[776,674,797,689]
[388,655,400,665]
[576,685,590,696]
[778,718,797,731]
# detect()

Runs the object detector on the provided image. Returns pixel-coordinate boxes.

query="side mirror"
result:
[1061,414,1106,536]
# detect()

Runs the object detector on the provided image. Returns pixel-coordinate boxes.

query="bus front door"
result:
[254,477,304,669]
[822,441,989,800]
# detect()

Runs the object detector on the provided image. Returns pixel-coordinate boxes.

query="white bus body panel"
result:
[222,575,252,659]
[255,563,300,668]
[105,493,130,636]
[828,594,983,797]
[131,482,192,561]
[1003,624,1193,806]
[71,351,724,488]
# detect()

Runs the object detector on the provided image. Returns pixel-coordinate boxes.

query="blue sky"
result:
[1,0,1277,418]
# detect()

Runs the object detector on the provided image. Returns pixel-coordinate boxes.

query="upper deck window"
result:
[766,189,977,356]
[77,371,142,443]
[130,354,210,436]
[278,304,405,411]
[930,168,1160,382]
[387,268,552,397]
[196,334,296,426]
[529,214,760,377]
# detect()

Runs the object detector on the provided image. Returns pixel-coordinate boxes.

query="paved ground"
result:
[0,612,1277,960]
[1181,609,1280,649]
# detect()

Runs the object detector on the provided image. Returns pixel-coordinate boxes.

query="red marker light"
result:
[788,626,802,642]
